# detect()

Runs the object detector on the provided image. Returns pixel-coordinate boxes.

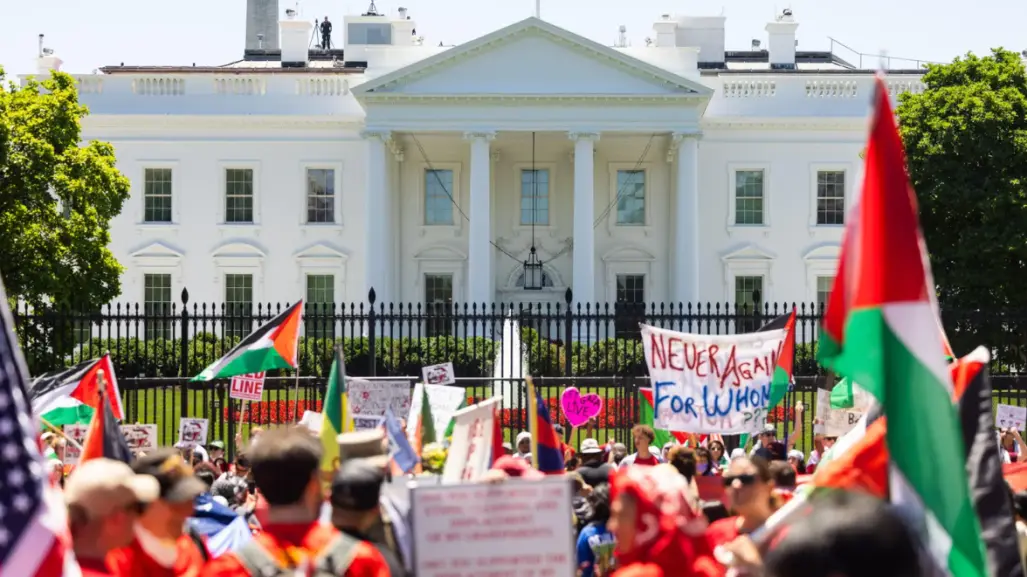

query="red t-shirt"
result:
[106,534,207,577]
[78,557,117,577]
[200,522,389,577]
[633,454,660,467]
[706,516,742,548]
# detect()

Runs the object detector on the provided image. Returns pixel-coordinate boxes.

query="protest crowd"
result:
[4,80,1027,577]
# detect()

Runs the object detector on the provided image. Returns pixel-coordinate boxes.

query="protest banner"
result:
[997,403,1027,431]
[63,424,90,464]
[640,324,787,434]
[560,386,603,427]
[348,379,413,429]
[442,398,499,484]
[411,477,575,577]
[422,362,456,386]
[406,383,468,439]
[177,418,209,446]
[814,389,866,437]
[229,372,266,402]
[120,424,158,452]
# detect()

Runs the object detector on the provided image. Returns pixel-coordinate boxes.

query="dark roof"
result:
[243,48,346,61]
[99,65,365,74]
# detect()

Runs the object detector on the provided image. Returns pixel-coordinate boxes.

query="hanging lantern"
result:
[522,246,544,291]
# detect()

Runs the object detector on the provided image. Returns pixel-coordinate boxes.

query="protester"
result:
[706,456,778,547]
[661,441,676,462]
[66,459,160,577]
[207,440,225,462]
[1000,428,1027,464]
[618,425,663,468]
[609,442,628,466]
[578,438,616,488]
[568,472,594,532]
[786,449,806,474]
[667,446,697,481]
[708,439,729,469]
[200,427,389,576]
[695,447,718,476]
[515,431,532,459]
[330,458,407,577]
[577,483,615,577]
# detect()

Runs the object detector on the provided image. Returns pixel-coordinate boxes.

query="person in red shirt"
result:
[106,449,210,577]
[618,425,664,468]
[706,456,778,548]
[65,459,160,577]
[201,427,390,577]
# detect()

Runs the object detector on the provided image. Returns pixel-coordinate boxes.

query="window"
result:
[816,171,845,225]
[616,170,646,225]
[306,168,335,223]
[424,274,454,337]
[615,274,645,338]
[520,169,549,226]
[735,275,764,332]
[734,170,765,225]
[143,168,173,223]
[816,276,834,310]
[225,274,254,339]
[305,274,335,338]
[144,274,173,340]
[225,168,254,223]
[347,23,392,45]
[424,169,454,225]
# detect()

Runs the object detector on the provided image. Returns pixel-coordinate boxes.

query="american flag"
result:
[0,277,75,577]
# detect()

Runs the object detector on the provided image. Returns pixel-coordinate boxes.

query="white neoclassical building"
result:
[28,2,928,316]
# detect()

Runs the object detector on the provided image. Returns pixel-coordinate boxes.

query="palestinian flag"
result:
[411,385,437,474]
[758,310,795,409]
[320,345,355,475]
[817,76,986,577]
[30,354,122,427]
[829,378,855,409]
[79,389,133,464]
[638,389,688,448]
[192,301,302,381]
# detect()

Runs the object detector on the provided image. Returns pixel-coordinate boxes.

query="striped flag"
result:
[759,310,796,409]
[192,301,302,381]
[320,345,354,476]
[637,389,688,448]
[29,354,122,426]
[526,377,564,474]
[0,276,76,576]
[78,386,132,465]
[817,76,986,577]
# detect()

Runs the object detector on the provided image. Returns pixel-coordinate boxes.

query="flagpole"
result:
[38,416,84,451]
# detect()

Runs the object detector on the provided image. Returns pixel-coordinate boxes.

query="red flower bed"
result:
[483,397,633,430]
[765,405,796,424]
[224,399,324,425]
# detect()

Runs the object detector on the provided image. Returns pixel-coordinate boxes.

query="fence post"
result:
[179,288,190,421]
[563,288,573,378]
[367,288,377,377]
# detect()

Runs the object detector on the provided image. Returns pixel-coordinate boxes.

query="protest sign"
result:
[997,404,1027,431]
[63,424,90,464]
[298,410,323,434]
[411,477,575,577]
[442,398,499,484]
[229,372,266,402]
[640,324,786,434]
[560,387,602,427]
[120,424,157,452]
[813,389,865,437]
[348,379,413,429]
[177,418,209,446]
[406,383,468,439]
[422,362,456,386]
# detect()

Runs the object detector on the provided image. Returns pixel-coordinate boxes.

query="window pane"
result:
[225,168,254,223]
[424,274,454,337]
[424,169,454,225]
[144,273,172,340]
[615,274,645,338]
[225,274,254,339]
[735,275,763,332]
[616,170,646,225]
[305,274,335,338]
[520,169,549,225]
[143,168,173,223]
[816,275,835,309]
[734,170,764,225]
[306,169,336,223]
[816,171,845,225]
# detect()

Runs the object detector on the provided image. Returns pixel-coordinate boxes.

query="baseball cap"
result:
[330,458,385,512]
[580,438,603,455]
[337,430,389,469]
[132,449,208,503]
[65,458,160,520]
[208,440,225,450]
[760,424,777,436]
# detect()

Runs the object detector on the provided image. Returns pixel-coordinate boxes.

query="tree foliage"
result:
[897,49,1027,358]
[0,67,130,311]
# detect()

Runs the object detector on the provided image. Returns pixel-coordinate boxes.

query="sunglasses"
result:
[723,473,758,487]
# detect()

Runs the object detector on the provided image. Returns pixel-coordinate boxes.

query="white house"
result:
[29,2,928,320]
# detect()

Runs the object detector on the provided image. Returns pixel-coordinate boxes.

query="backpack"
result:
[235,532,358,577]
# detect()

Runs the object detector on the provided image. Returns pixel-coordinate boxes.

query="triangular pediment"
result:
[210,240,266,259]
[803,243,841,262]
[354,18,712,99]
[414,245,467,261]
[294,242,349,261]
[722,243,776,262]
[602,246,656,262]
[130,241,184,260]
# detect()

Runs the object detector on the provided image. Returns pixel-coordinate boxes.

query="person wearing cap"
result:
[107,449,211,577]
[749,402,804,457]
[207,440,225,462]
[330,459,406,577]
[577,438,615,489]
[200,427,389,577]
[66,459,160,577]
[514,430,531,459]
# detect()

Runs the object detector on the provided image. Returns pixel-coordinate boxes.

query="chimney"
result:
[676,16,726,66]
[652,14,676,48]
[280,13,313,67]
[247,0,280,51]
[36,54,62,76]
[766,9,798,69]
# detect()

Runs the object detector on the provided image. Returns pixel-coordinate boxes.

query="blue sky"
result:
[2,0,1025,75]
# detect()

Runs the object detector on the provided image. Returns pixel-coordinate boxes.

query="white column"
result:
[673,132,701,304]
[464,131,495,307]
[570,132,599,306]
[363,130,391,304]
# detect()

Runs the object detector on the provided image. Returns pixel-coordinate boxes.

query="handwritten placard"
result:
[442,398,499,484]
[560,387,603,427]
[422,362,456,386]
[997,404,1027,431]
[63,424,90,464]
[348,379,412,429]
[406,384,468,439]
[411,478,575,577]
[177,418,209,446]
[641,324,787,434]
[120,424,158,452]
[229,372,266,402]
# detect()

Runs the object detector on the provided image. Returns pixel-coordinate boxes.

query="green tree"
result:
[897,49,1027,359]
[0,67,130,360]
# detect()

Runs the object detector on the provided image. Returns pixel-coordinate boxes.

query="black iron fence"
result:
[13,288,1027,458]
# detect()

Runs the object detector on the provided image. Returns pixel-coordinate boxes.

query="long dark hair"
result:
[589,483,611,525]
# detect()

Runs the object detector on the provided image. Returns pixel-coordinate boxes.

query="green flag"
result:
[320,345,353,474]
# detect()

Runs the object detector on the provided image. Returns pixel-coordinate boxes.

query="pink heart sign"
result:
[560,387,603,428]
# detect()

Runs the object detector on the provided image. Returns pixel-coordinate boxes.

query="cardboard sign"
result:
[442,398,499,484]
[406,384,467,440]
[348,379,412,429]
[411,478,575,577]
[229,372,266,402]
[814,388,866,437]
[560,387,603,427]
[120,424,158,452]
[422,362,456,386]
[177,418,209,446]
[997,404,1027,431]
[62,424,90,464]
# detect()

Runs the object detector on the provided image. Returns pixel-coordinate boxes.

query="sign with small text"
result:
[997,404,1027,431]
[229,372,266,402]
[120,424,158,452]
[442,398,499,484]
[422,362,456,386]
[62,424,90,464]
[177,418,209,446]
